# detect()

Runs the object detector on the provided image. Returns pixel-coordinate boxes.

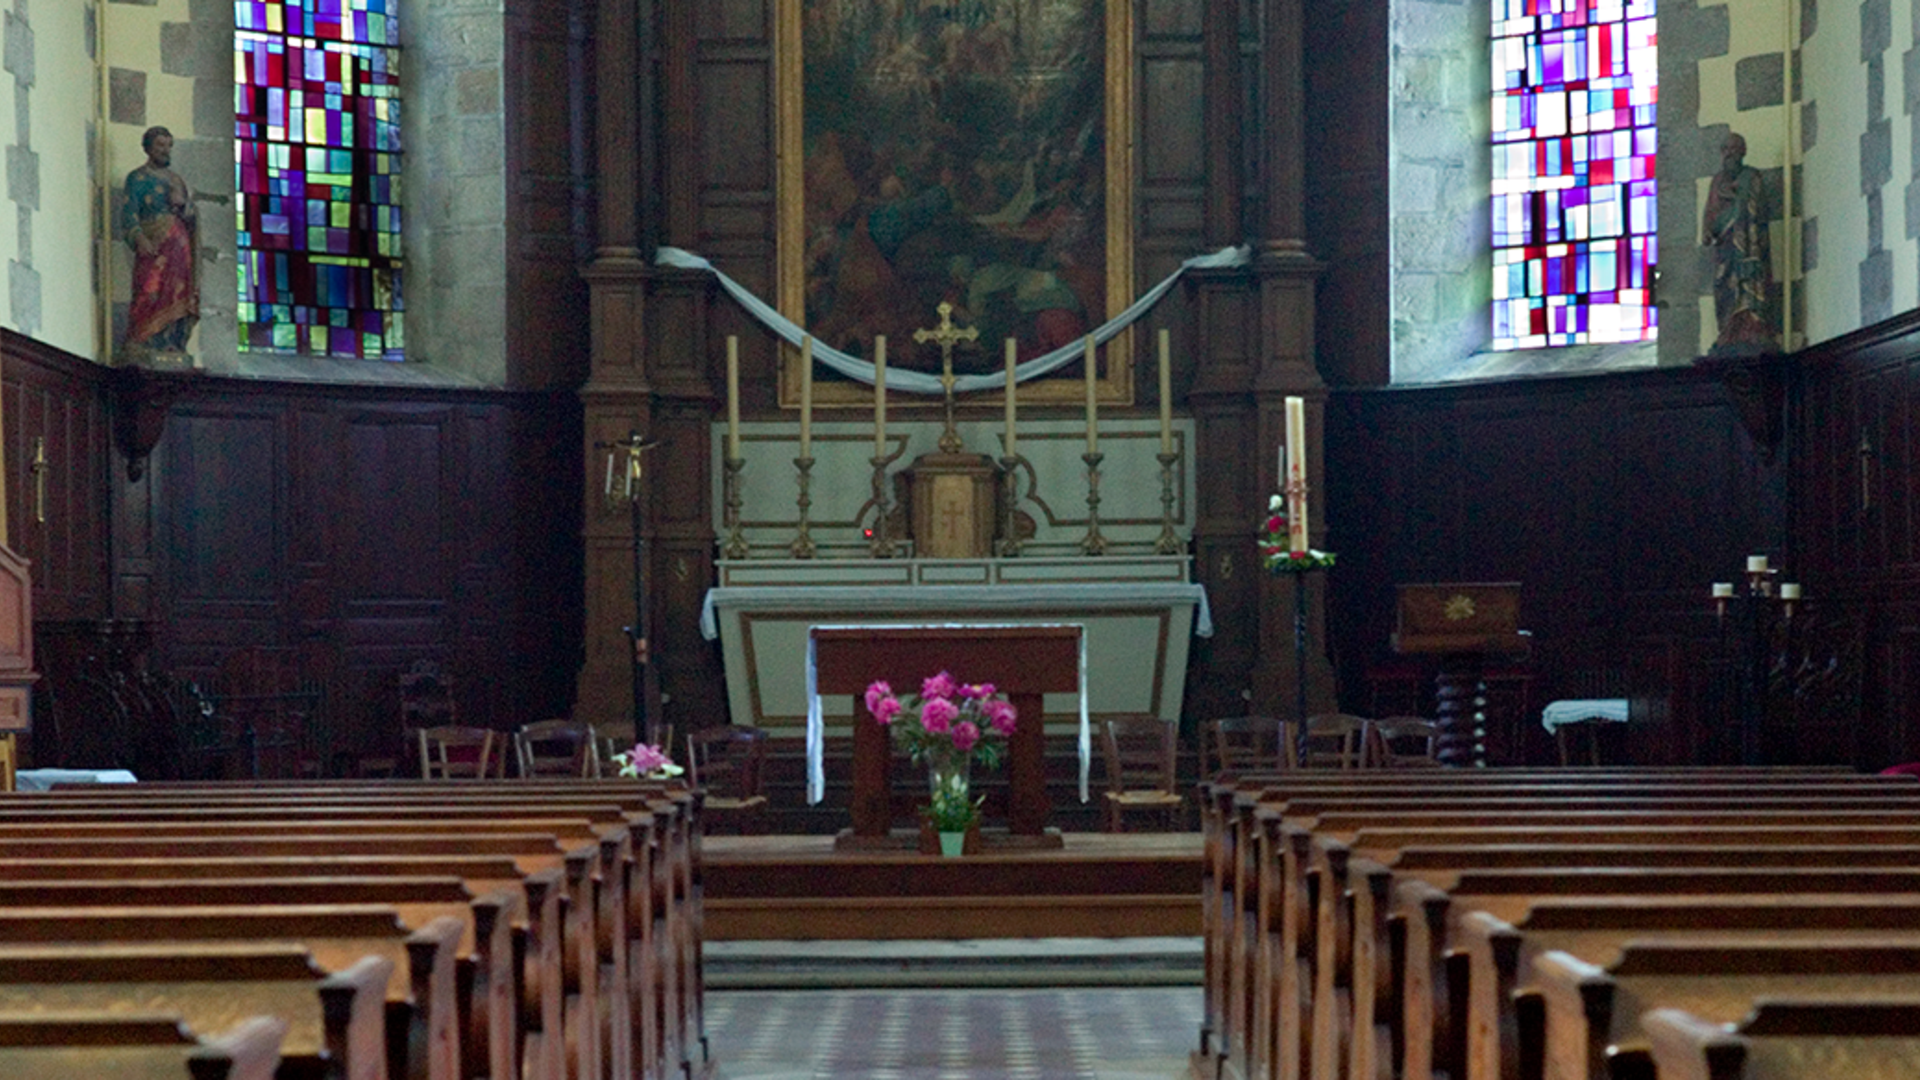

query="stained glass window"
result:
[1491,0,1656,350]
[234,0,403,359]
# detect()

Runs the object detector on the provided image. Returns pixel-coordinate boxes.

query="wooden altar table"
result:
[811,625,1082,850]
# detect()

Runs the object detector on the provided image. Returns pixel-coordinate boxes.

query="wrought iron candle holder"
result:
[996,454,1025,557]
[1710,557,1803,765]
[1154,450,1183,555]
[1079,451,1108,556]
[789,456,817,559]
[867,454,897,558]
[720,456,748,560]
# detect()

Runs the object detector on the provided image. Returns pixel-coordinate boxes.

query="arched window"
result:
[234,0,403,359]
[1491,1,1657,349]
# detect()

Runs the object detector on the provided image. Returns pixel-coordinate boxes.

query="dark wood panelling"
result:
[1304,0,1388,387]
[1326,368,1781,765]
[145,380,582,772]
[2,332,111,623]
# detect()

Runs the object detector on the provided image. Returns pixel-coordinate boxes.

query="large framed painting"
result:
[776,0,1135,407]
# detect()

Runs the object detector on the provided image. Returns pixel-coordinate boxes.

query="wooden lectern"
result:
[812,625,1081,850]
[1391,582,1529,767]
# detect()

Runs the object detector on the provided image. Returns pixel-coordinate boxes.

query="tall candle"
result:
[604,450,615,496]
[1285,395,1308,553]
[726,336,741,459]
[1780,583,1802,600]
[798,335,813,458]
[1083,335,1098,455]
[1157,328,1173,455]
[873,335,887,457]
[1003,338,1018,458]
[1711,582,1734,598]
[1747,554,1769,572]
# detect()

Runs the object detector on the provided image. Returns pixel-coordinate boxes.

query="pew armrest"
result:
[1643,1007,1749,1080]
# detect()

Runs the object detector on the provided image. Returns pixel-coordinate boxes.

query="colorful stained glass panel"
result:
[1492,0,1657,350]
[235,0,402,359]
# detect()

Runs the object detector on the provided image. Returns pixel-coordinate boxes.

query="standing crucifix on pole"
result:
[599,431,663,745]
[913,301,980,455]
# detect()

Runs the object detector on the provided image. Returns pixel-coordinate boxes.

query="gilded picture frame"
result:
[776,0,1135,408]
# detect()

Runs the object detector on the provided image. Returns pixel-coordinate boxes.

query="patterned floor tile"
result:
[707,987,1201,1079]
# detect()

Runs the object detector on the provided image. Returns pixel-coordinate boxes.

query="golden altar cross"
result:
[913,301,980,454]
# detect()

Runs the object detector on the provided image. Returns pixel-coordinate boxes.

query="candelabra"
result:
[996,455,1025,557]
[720,456,748,560]
[1711,556,1803,765]
[867,454,897,558]
[1079,452,1108,556]
[789,456,817,559]
[1154,450,1183,555]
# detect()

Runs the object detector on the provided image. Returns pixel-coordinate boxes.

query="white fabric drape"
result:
[654,244,1251,395]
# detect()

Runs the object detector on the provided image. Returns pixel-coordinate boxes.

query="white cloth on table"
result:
[1539,698,1630,734]
[14,768,137,791]
[700,582,1212,642]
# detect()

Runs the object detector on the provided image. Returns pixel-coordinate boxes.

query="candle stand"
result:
[1079,452,1109,556]
[789,456,817,559]
[721,456,748,560]
[867,455,897,558]
[1154,450,1183,555]
[1712,561,1800,766]
[996,455,1025,557]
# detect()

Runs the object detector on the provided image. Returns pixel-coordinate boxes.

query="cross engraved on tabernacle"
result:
[913,301,980,454]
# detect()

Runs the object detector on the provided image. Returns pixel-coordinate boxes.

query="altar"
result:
[699,554,1210,738]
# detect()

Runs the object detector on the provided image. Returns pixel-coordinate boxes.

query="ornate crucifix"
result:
[913,301,980,454]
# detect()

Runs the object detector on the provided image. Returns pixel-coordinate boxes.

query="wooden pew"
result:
[1193,772,1920,1080]
[0,942,390,1080]
[0,878,515,1080]
[0,906,460,1080]
[0,780,705,1080]
[0,1013,287,1080]
[1645,1001,1920,1080]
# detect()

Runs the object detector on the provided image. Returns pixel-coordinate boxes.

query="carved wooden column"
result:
[1249,0,1330,720]
[576,0,654,731]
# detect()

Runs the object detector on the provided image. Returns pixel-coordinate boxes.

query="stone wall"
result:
[1,0,101,357]
[1388,0,1493,384]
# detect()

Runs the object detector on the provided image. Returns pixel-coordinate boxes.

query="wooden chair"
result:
[1100,716,1184,831]
[416,725,502,779]
[685,726,769,833]
[1365,715,1442,768]
[513,719,601,778]
[1293,713,1368,769]
[1205,715,1287,776]
[1555,718,1609,766]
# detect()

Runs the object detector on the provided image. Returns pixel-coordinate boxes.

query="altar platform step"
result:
[701,831,1202,942]
[703,936,1203,989]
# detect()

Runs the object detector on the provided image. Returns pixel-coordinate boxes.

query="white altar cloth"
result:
[700,583,1211,641]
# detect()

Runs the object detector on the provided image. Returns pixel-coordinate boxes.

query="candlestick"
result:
[1080,451,1108,556]
[873,335,887,458]
[1003,338,1018,459]
[726,336,741,459]
[1083,335,1098,455]
[1285,396,1309,552]
[1154,450,1183,555]
[1157,329,1173,455]
[721,456,748,559]
[867,453,896,558]
[798,335,813,458]
[996,454,1024,558]
[790,455,817,559]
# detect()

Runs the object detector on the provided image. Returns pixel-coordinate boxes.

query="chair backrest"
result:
[685,726,768,800]
[418,725,500,779]
[399,660,457,730]
[1296,713,1368,769]
[1205,715,1286,776]
[1101,716,1179,795]
[514,719,600,778]
[1367,715,1439,768]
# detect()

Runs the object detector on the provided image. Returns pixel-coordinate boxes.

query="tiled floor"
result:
[706,985,1202,1079]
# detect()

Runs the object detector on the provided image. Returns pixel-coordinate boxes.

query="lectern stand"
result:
[812,625,1081,850]
[1391,582,1528,767]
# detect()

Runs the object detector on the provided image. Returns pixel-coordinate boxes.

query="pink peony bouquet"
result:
[864,670,1018,771]
[611,741,684,780]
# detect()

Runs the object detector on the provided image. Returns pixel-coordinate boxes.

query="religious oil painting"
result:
[778,0,1134,406]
